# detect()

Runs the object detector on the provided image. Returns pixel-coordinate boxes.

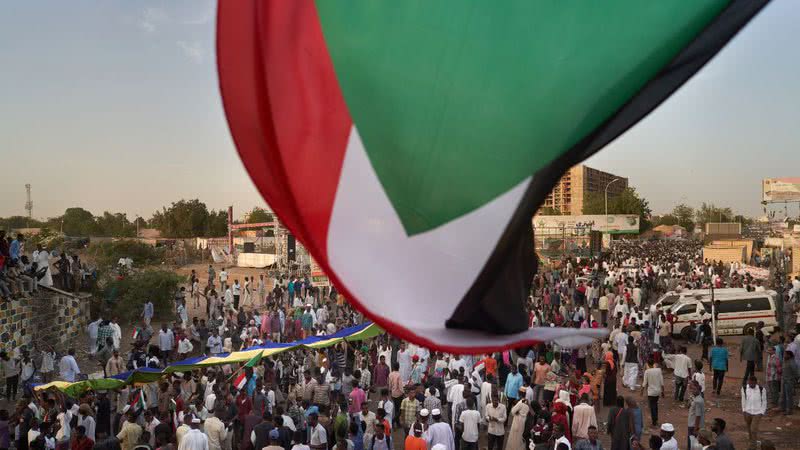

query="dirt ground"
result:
[175,262,274,290]
[586,335,793,450]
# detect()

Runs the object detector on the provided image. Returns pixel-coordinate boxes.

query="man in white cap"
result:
[178,416,208,450]
[419,408,430,430]
[425,409,455,450]
[659,423,678,450]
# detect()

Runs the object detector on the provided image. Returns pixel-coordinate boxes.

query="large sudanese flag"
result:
[217,0,767,353]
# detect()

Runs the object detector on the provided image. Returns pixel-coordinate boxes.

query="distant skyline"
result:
[1,1,799,221]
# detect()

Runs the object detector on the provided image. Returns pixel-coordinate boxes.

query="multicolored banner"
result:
[34,322,383,397]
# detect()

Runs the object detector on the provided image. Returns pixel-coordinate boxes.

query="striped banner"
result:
[34,322,383,397]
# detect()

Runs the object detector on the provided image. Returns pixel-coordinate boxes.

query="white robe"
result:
[87,319,101,354]
[397,349,412,384]
[425,422,455,450]
[110,322,122,350]
[623,362,639,389]
[479,381,493,416]
[35,250,53,287]
[178,428,209,450]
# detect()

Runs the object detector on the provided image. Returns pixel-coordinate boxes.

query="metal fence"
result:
[533,226,593,258]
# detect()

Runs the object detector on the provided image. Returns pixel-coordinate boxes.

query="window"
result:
[714,297,772,314]
[675,304,697,316]
[660,294,679,306]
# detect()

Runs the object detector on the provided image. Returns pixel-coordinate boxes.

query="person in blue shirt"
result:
[246,371,259,397]
[9,233,23,263]
[709,338,729,396]
[349,420,364,450]
[504,364,523,401]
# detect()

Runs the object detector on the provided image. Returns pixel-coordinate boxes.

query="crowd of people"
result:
[0,230,94,301]
[0,236,797,450]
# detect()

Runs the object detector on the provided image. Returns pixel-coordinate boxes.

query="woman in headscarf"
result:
[602,350,618,407]
[590,366,604,406]
[551,402,572,443]
[610,397,634,450]
[578,373,593,400]
[503,395,530,450]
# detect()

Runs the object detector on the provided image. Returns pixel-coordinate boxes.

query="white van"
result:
[654,288,747,311]
[669,290,778,338]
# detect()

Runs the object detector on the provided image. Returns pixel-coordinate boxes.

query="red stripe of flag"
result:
[217,0,352,265]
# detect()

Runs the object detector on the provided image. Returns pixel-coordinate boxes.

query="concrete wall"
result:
[703,245,746,264]
[0,287,91,353]
[712,239,754,261]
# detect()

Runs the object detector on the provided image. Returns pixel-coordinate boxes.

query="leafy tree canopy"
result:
[583,187,652,231]
[246,207,274,224]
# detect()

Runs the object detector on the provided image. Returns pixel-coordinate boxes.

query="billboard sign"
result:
[310,256,330,287]
[762,178,800,203]
[532,214,639,234]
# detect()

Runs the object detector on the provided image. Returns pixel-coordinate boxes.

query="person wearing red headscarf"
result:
[551,402,572,443]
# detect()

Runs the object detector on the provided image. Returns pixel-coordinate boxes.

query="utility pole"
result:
[24,184,33,227]
[604,178,621,240]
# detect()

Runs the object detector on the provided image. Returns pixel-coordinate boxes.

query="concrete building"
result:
[541,164,628,215]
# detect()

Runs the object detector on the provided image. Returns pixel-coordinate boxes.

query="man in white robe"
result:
[178,417,208,450]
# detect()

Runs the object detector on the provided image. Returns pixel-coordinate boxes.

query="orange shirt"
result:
[404,435,427,450]
[483,357,498,377]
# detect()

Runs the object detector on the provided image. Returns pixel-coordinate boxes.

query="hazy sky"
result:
[1,1,798,221]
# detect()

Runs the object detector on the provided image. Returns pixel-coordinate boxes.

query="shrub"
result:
[100,269,184,319]
[87,240,165,268]
[27,228,65,250]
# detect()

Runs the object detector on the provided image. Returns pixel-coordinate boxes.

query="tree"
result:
[101,269,184,318]
[695,203,734,230]
[86,240,165,268]
[133,216,148,231]
[207,210,229,237]
[733,214,753,226]
[246,207,274,223]
[149,199,214,238]
[61,207,99,236]
[0,216,44,230]
[95,212,135,237]
[654,214,679,226]
[671,203,695,232]
[583,187,652,230]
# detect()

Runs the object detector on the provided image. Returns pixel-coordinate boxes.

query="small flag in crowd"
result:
[132,328,141,341]
[130,389,146,411]
[234,372,248,391]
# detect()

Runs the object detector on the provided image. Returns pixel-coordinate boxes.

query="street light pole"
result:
[604,178,621,236]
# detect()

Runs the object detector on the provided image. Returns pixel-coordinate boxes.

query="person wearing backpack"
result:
[741,375,766,446]
[367,422,390,450]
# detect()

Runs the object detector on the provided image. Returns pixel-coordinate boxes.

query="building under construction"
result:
[541,164,628,215]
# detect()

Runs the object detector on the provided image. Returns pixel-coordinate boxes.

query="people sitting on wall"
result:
[0,232,39,301]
